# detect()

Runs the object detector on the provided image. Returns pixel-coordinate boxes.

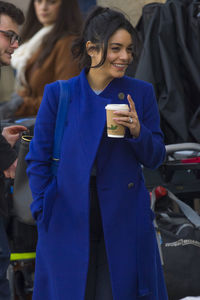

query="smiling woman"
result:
[86,29,134,90]
[26,5,168,300]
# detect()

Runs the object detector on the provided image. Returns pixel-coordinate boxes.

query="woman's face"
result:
[90,29,133,80]
[34,0,61,26]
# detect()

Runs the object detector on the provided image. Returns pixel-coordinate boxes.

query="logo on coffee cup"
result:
[107,125,118,131]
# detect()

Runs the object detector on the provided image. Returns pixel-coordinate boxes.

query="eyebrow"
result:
[109,42,134,47]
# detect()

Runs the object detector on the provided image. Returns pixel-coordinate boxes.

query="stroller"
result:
[144,142,200,205]
[144,143,200,300]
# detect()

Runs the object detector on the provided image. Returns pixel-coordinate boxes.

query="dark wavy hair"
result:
[72,6,140,71]
[21,0,82,65]
[0,1,24,25]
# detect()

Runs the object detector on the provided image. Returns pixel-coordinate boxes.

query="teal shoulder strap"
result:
[51,80,70,175]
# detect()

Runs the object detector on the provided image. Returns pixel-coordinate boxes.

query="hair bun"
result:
[84,6,109,29]
[88,6,109,19]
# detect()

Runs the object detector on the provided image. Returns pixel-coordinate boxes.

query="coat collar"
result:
[79,68,130,104]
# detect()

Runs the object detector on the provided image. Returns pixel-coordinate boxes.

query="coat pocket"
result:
[38,176,57,230]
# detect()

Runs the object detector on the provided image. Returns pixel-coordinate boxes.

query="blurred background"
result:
[0,0,166,103]
[4,0,166,25]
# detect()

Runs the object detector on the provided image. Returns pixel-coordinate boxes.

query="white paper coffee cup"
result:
[105,104,129,138]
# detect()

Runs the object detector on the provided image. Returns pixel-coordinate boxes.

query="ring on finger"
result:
[129,117,133,124]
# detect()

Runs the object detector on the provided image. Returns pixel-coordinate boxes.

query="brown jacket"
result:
[16,35,80,117]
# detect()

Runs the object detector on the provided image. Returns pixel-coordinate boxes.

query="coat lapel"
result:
[77,70,131,172]
[77,70,111,170]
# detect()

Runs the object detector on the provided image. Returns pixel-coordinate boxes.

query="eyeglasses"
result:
[0,30,22,45]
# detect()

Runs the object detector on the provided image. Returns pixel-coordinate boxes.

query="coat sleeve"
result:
[26,82,59,219]
[0,134,17,172]
[125,84,166,169]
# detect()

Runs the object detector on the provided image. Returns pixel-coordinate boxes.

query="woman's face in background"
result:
[34,0,61,27]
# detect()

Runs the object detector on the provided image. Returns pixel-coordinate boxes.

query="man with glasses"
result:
[0,2,25,299]
[0,1,23,66]
[0,29,21,62]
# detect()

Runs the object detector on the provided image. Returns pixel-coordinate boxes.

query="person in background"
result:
[78,0,96,16]
[0,126,26,178]
[26,6,168,300]
[0,2,26,298]
[1,0,82,118]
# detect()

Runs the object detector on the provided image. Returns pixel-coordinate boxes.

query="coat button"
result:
[128,182,134,189]
[118,92,125,100]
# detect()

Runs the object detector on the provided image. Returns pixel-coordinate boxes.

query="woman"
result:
[26,6,168,300]
[10,0,82,117]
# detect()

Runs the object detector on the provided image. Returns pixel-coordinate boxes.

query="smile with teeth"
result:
[113,63,127,68]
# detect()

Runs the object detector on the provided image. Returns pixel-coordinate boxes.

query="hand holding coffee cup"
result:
[105,104,129,138]
[113,94,140,138]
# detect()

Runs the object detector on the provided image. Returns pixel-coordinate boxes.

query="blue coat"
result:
[26,69,168,300]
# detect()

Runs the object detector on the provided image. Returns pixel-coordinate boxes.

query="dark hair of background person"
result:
[21,0,82,65]
[0,0,25,25]
[72,6,141,71]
